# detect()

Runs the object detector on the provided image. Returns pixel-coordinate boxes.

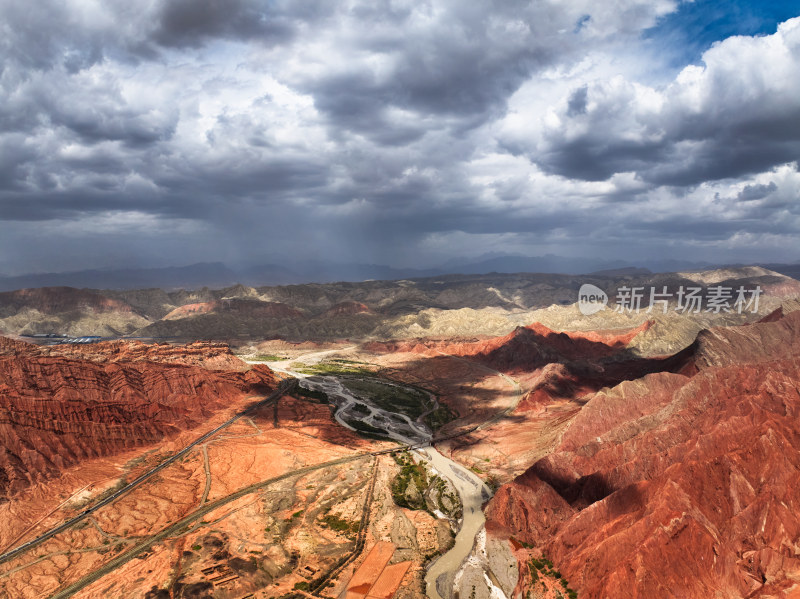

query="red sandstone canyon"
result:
[484,310,800,598]
[4,1,800,595]
[0,269,799,599]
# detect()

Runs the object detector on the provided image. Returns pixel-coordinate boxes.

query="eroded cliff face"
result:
[0,287,135,316]
[38,339,253,371]
[0,287,151,337]
[485,310,800,598]
[0,338,276,500]
[369,321,651,365]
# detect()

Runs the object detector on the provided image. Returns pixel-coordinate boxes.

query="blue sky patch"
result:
[644,0,799,67]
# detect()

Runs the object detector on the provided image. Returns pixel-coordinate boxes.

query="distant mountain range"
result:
[0,255,797,292]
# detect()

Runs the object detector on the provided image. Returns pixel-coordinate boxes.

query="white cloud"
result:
[500,16,800,186]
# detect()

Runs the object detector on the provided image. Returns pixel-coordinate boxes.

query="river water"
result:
[262,357,491,599]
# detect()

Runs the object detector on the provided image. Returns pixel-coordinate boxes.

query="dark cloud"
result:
[634,214,800,239]
[645,139,800,188]
[150,0,296,48]
[296,10,554,140]
[0,188,170,221]
[0,137,38,192]
[288,1,676,142]
[0,1,798,275]
[737,182,778,202]
[566,85,589,117]
[0,1,88,70]
[157,158,330,199]
[532,98,800,188]
[539,137,668,182]
[52,108,178,148]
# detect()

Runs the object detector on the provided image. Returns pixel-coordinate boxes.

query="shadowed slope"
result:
[0,338,276,500]
[486,310,800,598]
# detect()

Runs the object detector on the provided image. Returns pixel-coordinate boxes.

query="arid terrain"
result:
[1,267,796,345]
[1,267,799,598]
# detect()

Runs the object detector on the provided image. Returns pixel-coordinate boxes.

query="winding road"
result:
[0,380,295,568]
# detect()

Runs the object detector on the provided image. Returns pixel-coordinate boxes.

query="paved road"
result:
[0,380,295,567]
[49,451,370,599]
[49,445,431,598]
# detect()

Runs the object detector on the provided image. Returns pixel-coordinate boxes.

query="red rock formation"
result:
[0,336,39,356]
[162,298,304,321]
[40,339,250,371]
[757,306,785,323]
[162,301,217,319]
[376,320,678,417]
[693,308,800,368]
[485,311,800,598]
[452,320,652,372]
[369,321,651,369]
[322,301,371,317]
[0,338,276,500]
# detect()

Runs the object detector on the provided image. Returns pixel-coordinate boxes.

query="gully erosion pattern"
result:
[270,358,492,599]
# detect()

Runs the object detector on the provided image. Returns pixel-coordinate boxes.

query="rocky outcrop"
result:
[692,308,800,369]
[321,301,371,317]
[485,310,800,598]
[370,321,650,365]
[0,338,276,499]
[40,339,251,371]
[376,320,690,417]
[0,336,39,357]
[0,287,135,317]
[162,298,304,321]
[0,287,150,336]
[450,321,652,372]
[162,301,218,320]
[137,298,308,338]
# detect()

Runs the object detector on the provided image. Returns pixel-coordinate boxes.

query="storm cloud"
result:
[0,0,798,275]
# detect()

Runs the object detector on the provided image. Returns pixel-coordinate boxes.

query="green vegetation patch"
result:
[250,354,288,361]
[342,378,430,420]
[433,476,461,518]
[346,418,391,440]
[424,403,456,431]
[351,402,370,416]
[294,386,329,403]
[341,376,454,431]
[391,451,429,510]
[321,514,358,534]
[296,360,375,375]
[529,556,578,599]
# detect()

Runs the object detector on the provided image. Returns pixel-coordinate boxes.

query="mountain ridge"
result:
[4,257,797,291]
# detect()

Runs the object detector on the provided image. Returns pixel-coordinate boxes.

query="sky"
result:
[0,0,799,275]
